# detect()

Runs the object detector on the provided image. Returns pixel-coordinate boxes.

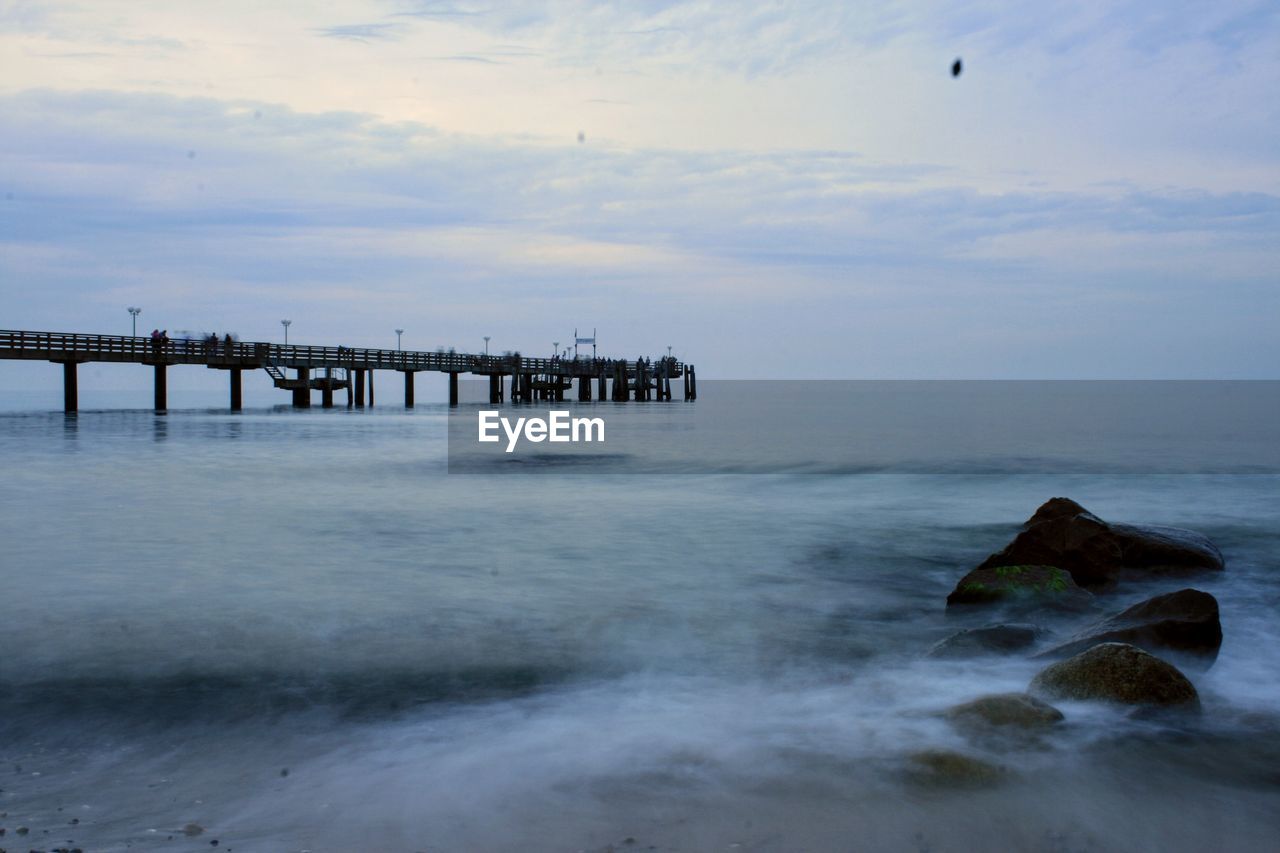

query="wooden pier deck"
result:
[0,330,696,412]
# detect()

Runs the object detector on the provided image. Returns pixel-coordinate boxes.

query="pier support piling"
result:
[368,370,375,407]
[154,363,167,412]
[449,371,459,407]
[404,371,415,408]
[615,363,629,401]
[230,367,242,411]
[354,370,365,408]
[598,373,606,401]
[489,374,500,405]
[292,367,310,408]
[61,361,78,413]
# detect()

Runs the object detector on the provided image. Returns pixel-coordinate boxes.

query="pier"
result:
[0,330,696,412]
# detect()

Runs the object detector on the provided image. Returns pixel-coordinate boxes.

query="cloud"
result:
[429,54,505,64]
[313,23,404,42]
[388,3,489,21]
[0,2,1277,377]
[1,87,1277,377]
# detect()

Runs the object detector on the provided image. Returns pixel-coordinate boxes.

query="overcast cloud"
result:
[1,1,1277,381]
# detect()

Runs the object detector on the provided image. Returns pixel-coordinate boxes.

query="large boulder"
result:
[1029,642,1199,708]
[1037,589,1222,668]
[926,623,1046,658]
[976,498,1223,589]
[945,564,1093,610]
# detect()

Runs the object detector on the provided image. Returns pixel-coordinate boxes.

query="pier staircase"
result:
[263,363,289,387]
[264,362,351,392]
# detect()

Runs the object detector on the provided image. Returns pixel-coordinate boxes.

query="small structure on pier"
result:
[0,330,696,412]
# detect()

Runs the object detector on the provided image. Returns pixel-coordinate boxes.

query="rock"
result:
[976,498,1224,589]
[946,564,1092,610]
[1029,642,1199,708]
[944,693,1065,732]
[1110,523,1225,577]
[903,749,1007,787]
[926,623,1046,658]
[1037,589,1222,667]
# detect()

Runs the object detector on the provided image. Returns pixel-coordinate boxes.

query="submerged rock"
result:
[903,749,1007,787]
[1029,642,1199,708]
[975,498,1224,590]
[926,623,1046,657]
[944,693,1065,732]
[1037,588,1222,667]
[945,564,1092,610]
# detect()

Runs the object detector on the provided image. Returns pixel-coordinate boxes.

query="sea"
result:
[1,381,1278,852]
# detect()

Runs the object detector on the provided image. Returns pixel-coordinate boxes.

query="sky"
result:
[1,0,1278,385]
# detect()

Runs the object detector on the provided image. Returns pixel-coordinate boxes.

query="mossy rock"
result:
[1029,642,1199,708]
[946,564,1092,610]
[944,693,1065,732]
[903,749,1007,788]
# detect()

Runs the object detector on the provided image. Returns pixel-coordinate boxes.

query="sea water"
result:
[1,383,1278,851]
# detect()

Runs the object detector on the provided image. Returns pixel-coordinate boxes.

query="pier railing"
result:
[0,330,683,377]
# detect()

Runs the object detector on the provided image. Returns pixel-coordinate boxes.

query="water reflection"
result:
[61,412,78,447]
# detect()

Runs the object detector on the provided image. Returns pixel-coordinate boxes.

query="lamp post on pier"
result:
[483,335,490,356]
[396,328,404,351]
[127,307,141,337]
[281,319,291,345]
